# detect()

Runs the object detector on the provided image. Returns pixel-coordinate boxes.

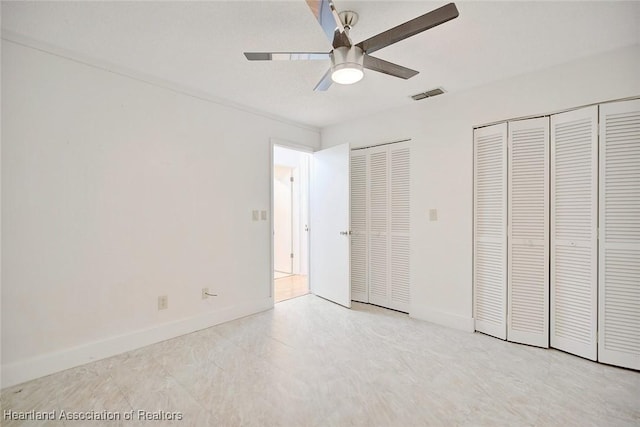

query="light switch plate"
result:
[252,210,259,221]
[429,209,438,221]
[260,210,267,220]
[158,295,168,310]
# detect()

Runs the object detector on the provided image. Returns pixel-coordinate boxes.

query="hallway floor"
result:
[2,295,639,426]
[274,274,308,303]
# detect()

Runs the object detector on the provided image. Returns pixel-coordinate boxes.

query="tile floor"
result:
[2,295,639,426]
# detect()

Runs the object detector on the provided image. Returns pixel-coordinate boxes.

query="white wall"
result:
[322,44,640,332]
[273,165,294,273]
[1,40,320,387]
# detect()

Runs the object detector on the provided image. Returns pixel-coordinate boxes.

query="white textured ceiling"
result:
[2,1,639,128]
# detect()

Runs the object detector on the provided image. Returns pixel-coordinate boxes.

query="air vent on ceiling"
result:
[411,87,446,101]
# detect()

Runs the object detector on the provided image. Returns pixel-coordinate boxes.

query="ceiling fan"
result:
[244,1,459,91]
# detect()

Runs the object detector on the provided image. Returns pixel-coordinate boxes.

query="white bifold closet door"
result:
[351,142,410,312]
[367,143,411,312]
[598,99,640,370]
[368,145,390,308]
[350,150,368,303]
[507,118,549,347]
[474,123,508,339]
[389,143,411,311]
[550,106,598,360]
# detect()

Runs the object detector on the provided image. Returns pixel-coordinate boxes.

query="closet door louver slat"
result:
[599,99,640,370]
[508,118,550,348]
[350,151,368,303]
[551,106,598,360]
[474,123,508,339]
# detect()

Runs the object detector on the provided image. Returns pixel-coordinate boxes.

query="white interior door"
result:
[274,165,293,274]
[474,123,508,339]
[551,106,598,360]
[311,143,351,308]
[598,99,640,370]
[507,117,550,348]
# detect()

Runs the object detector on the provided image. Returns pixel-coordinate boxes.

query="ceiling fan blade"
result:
[363,55,419,79]
[314,68,333,91]
[356,3,459,55]
[305,0,344,44]
[244,52,331,61]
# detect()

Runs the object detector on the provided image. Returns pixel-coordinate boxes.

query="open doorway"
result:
[273,144,311,303]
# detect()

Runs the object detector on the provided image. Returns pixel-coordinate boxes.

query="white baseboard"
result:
[410,304,475,332]
[1,298,273,388]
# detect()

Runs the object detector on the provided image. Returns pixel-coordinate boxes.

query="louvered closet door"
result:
[474,123,508,339]
[388,142,410,312]
[350,150,368,303]
[508,118,549,348]
[551,106,598,360]
[368,145,389,308]
[599,99,640,370]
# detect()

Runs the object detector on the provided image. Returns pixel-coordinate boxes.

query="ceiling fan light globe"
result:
[331,64,364,85]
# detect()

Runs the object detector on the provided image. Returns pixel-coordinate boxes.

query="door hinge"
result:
[290,253,294,259]
[290,176,294,182]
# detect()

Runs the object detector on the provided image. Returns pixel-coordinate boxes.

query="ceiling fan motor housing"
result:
[331,46,364,84]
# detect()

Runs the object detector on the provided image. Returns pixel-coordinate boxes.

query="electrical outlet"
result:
[202,288,209,299]
[260,210,267,221]
[158,295,168,310]
[429,209,438,221]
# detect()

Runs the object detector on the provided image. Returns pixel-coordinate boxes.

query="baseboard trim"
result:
[1,298,273,388]
[410,305,474,332]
